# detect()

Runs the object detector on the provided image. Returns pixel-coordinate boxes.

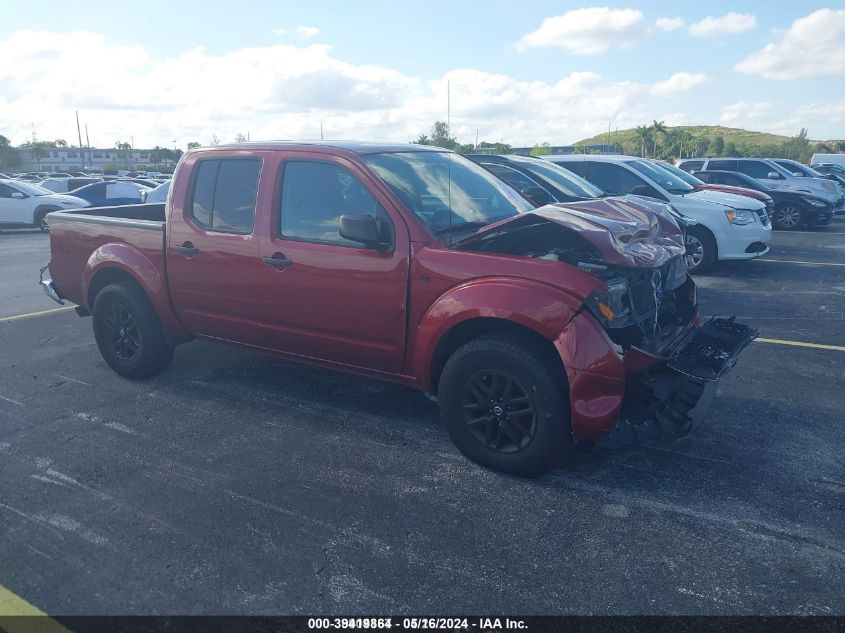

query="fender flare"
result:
[82,243,190,340]
[410,277,585,391]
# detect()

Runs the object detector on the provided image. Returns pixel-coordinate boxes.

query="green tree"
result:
[725,141,737,156]
[783,128,811,162]
[429,120,458,150]
[55,139,68,147]
[234,133,247,143]
[22,141,51,169]
[835,141,845,153]
[695,136,711,158]
[0,135,22,170]
[477,141,512,154]
[713,136,725,156]
[530,142,551,157]
[115,141,132,169]
[150,146,166,169]
[651,120,667,158]
[414,134,432,145]
[186,141,201,150]
[633,125,651,158]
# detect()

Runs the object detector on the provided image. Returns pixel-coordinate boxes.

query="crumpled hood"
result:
[454,196,686,268]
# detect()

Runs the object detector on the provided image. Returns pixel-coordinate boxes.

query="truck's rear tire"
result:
[438,334,574,478]
[92,282,174,379]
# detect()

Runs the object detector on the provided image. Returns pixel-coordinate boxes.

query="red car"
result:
[40,143,756,476]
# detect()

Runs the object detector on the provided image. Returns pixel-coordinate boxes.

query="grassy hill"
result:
[576,125,793,149]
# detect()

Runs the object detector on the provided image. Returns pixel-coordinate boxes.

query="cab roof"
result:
[199,141,450,155]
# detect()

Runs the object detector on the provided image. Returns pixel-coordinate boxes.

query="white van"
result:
[810,154,845,168]
[545,155,771,273]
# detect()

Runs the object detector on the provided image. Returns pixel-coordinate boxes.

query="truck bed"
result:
[46,203,168,309]
[50,202,166,226]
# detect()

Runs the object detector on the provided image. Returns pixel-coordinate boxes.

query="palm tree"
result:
[675,130,692,159]
[633,126,652,158]
[652,120,667,158]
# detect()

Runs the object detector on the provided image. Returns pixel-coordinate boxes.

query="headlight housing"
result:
[584,279,630,327]
[802,196,828,208]
[725,208,756,225]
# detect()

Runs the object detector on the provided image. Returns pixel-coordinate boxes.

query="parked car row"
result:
[0,172,171,231]
[675,157,845,229]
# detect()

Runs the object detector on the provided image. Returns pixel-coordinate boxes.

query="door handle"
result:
[175,242,199,256]
[262,253,293,268]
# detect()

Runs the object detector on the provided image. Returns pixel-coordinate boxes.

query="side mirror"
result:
[11,192,25,199]
[767,171,781,179]
[339,214,389,250]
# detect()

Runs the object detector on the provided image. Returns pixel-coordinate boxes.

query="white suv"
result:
[545,155,771,273]
[0,179,91,232]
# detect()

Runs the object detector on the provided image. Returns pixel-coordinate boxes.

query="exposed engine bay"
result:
[454,205,694,352]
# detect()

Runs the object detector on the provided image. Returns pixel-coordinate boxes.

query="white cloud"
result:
[688,12,757,37]
[655,17,684,32]
[651,72,707,96]
[515,7,647,54]
[296,26,320,38]
[0,29,664,148]
[719,101,774,124]
[735,9,845,79]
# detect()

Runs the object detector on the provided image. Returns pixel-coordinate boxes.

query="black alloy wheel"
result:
[103,304,140,361]
[461,369,537,454]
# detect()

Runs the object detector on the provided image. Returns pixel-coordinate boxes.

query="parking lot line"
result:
[756,337,845,352]
[0,584,69,632]
[0,306,75,324]
[756,258,845,267]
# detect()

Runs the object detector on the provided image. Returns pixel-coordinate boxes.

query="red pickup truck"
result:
[41,142,756,476]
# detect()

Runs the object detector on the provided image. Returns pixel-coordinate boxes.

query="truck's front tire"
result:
[92,282,175,379]
[438,334,574,478]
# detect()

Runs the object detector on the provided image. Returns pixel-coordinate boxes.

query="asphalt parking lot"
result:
[1,222,844,616]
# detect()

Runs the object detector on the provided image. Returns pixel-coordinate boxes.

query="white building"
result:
[18,147,169,171]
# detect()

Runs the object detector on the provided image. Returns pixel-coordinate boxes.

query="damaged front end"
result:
[455,199,758,446]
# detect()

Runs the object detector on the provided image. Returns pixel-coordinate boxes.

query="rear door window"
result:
[190,159,261,233]
[707,159,737,171]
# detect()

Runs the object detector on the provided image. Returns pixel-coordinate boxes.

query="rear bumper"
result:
[39,264,65,305]
[40,279,65,305]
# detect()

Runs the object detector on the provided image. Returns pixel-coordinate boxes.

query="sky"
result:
[1,0,844,149]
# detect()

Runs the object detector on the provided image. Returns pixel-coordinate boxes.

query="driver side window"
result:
[0,184,15,198]
[279,161,393,246]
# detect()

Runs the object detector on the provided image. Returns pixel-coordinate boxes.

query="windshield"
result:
[654,161,704,187]
[364,151,532,241]
[9,181,52,196]
[627,160,695,195]
[508,156,605,198]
